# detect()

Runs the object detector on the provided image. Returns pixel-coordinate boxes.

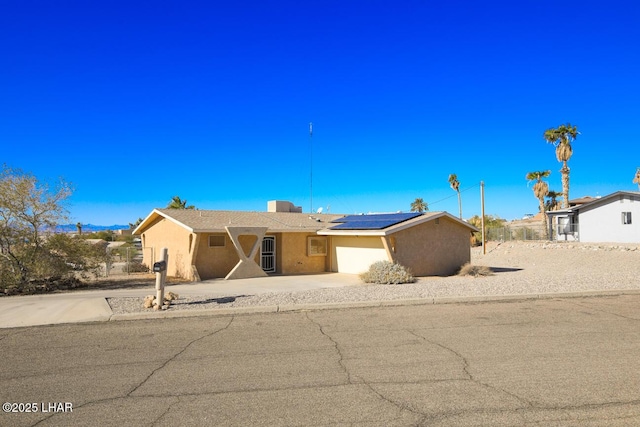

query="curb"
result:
[108,289,640,322]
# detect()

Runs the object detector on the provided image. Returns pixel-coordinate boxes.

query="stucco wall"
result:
[579,195,640,243]
[192,232,328,279]
[391,217,471,276]
[280,233,331,274]
[140,218,194,279]
[195,233,260,279]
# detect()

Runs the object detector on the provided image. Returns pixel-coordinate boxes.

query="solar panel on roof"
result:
[329,212,422,230]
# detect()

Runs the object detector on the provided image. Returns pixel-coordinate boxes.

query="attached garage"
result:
[331,236,389,274]
[320,212,478,277]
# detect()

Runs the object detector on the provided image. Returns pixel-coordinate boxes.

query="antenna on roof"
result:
[309,122,313,213]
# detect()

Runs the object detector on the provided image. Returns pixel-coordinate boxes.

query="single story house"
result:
[546,191,640,243]
[133,201,478,280]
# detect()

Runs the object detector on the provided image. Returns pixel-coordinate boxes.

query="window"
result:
[622,212,632,225]
[308,237,327,256]
[209,235,226,247]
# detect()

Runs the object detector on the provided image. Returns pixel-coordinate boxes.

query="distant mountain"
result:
[57,224,131,233]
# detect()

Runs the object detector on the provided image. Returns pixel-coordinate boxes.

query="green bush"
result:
[360,260,415,284]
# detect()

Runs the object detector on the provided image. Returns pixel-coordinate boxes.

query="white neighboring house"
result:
[547,191,640,243]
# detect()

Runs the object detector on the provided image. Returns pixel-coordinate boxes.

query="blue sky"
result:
[2,1,639,225]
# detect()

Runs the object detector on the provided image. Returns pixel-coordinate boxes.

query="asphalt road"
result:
[1,295,640,426]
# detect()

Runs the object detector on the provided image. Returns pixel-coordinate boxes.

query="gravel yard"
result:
[107,241,640,315]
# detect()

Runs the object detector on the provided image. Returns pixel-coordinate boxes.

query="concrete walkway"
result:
[0,273,362,329]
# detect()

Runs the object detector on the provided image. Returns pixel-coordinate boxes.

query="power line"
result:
[427,184,479,208]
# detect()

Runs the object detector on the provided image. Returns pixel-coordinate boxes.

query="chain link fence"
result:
[103,246,154,277]
[483,223,580,242]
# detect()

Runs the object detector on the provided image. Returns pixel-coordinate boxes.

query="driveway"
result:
[0,273,363,328]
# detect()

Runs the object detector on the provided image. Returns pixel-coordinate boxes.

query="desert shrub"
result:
[360,260,415,284]
[458,263,493,277]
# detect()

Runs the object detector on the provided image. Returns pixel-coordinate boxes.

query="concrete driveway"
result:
[0,273,363,329]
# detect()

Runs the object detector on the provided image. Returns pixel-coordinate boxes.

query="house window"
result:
[622,212,632,225]
[308,237,327,256]
[209,235,226,247]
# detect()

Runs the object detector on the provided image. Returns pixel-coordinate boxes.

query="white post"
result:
[155,247,168,308]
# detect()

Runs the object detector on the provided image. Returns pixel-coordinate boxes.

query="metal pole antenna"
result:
[309,122,313,213]
[481,181,486,255]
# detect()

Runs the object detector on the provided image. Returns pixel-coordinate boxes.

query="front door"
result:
[261,236,276,273]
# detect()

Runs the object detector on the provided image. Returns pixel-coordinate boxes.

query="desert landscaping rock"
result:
[107,241,640,315]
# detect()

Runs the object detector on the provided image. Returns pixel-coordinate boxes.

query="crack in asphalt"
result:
[305,313,428,420]
[426,399,640,426]
[408,330,535,410]
[32,318,236,427]
[127,316,235,396]
[305,312,352,384]
[150,396,181,426]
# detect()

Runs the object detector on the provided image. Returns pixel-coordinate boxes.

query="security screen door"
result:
[261,236,276,273]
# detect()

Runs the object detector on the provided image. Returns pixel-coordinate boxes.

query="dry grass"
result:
[458,263,494,277]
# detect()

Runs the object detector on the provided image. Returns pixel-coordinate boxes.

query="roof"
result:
[547,191,640,216]
[318,211,478,236]
[569,196,597,206]
[133,208,346,234]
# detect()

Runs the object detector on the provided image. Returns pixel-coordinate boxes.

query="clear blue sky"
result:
[2,1,639,225]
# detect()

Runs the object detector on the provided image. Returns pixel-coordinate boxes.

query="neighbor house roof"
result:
[133,208,346,234]
[318,211,478,236]
[547,191,640,216]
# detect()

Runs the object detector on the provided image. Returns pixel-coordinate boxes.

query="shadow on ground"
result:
[489,267,524,273]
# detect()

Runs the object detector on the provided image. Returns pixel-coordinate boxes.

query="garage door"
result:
[332,236,388,274]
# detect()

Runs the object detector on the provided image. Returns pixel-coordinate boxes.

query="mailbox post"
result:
[154,248,168,308]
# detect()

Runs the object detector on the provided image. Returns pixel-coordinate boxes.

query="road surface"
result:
[1,295,639,426]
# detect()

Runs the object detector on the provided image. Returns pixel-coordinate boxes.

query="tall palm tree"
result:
[526,170,551,239]
[167,196,195,210]
[448,174,462,219]
[633,168,640,191]
[410,198,427,212]
[545,190,562,212]
[76,222,82,235]
[543,123,579,208]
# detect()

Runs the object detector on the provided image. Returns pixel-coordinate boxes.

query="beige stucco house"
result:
[319,211,477,276]
[133,201,477,280]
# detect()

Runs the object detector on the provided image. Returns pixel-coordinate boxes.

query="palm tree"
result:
[543,123,579,208]
[448,174,462,219]
[633,168,640,191]
[545,190,562,212]
[76,222,82,235]
[526,170,551,239]
[410,198,427,212]
[129,218,143,229]
[167,196,195,210]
